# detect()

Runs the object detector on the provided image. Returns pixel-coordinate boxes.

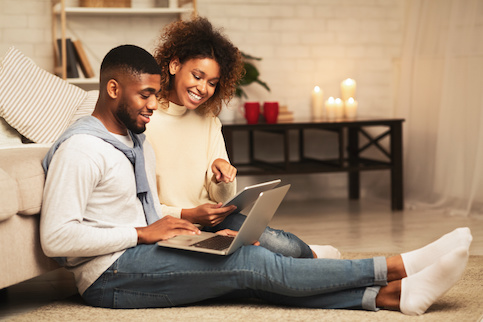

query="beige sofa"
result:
[0,47,97,289]
[0,145,59,289]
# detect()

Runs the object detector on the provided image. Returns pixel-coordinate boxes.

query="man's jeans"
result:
[82,244,387,310]
[203,212,314,258]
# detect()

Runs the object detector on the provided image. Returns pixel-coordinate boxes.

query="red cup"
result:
[263,101,279,124]
[244,102,260,124]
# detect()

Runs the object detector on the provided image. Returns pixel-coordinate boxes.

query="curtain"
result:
[395,0,483,216]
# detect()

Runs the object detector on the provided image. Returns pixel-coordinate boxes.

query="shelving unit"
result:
[51,0,197,83]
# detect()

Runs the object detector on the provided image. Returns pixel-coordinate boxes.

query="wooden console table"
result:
[222,117,405,210]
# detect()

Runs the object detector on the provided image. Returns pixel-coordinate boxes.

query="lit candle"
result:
[325,96,336,120]
[311,86,324,119]
[345,97,358,119]
[335,98,344,118]
[341,78,356,102]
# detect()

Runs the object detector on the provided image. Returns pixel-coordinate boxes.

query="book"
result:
[277,105,294,122]
[57,38,79,78]
[72,39,95,79]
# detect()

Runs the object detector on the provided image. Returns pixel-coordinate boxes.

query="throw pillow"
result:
[69,90,98,125]
[0,47,87,143]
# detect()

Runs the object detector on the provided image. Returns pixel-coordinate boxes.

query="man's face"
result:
[116,73,161,134]
[168,58,220,110]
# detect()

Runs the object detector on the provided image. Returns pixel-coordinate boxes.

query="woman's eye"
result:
[193,74,201,80]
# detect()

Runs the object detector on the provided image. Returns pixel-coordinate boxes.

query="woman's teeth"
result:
[188,91,201,101]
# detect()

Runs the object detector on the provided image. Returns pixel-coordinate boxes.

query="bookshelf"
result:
[51,0,197,85]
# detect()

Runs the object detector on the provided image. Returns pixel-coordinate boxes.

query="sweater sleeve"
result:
[40,137,139,258]
[206,116,237,204]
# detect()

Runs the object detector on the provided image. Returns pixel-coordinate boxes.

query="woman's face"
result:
[168,57,220,110]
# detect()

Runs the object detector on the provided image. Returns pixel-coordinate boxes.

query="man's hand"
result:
[135,215,201,244]
[212,158,237,183]
[181,203,237,227]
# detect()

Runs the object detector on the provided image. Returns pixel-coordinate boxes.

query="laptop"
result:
[222,179,281,211]
[157,184,290,255]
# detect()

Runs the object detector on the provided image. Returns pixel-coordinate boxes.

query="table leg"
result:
[348,127,360,199]
[223,128,234,162]
[249,130,254,164]
[391,122,404,210]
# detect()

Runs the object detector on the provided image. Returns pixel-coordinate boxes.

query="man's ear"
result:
[106,79,120,99]
[169,57,181,75]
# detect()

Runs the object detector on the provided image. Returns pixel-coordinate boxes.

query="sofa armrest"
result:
[0,145,50,218]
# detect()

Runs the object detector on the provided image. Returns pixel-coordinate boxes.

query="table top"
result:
[221,116,405,129]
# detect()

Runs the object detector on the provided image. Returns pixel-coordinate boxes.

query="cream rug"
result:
[10,253,483,322]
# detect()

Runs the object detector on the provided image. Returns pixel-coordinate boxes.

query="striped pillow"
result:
[69,90,98,126]
[0,47,87,143]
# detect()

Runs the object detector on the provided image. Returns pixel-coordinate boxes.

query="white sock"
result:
[401,227,472,276]
[310,245,341,259]
[400,246,469,316]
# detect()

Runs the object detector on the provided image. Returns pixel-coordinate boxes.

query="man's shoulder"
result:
[58,134,120,158]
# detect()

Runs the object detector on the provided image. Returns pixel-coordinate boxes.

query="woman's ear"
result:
[106,79,119,99]
[169,57,181,75]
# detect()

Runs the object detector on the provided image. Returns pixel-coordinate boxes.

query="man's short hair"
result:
[100,45,161,78]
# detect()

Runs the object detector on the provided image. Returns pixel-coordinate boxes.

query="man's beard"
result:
[116,101,145,134]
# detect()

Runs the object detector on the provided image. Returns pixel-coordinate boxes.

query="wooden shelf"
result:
[52,0,197,81]
[53,4,193,15]
[65,77,98,85]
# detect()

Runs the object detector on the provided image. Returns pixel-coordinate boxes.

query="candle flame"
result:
[314,86,321,92]
[343,78,355,85]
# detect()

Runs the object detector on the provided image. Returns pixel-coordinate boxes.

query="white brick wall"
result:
[198,0,404,118]
[0,0,53,70]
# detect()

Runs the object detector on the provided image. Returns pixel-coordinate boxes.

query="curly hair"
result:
[153,16,244,116]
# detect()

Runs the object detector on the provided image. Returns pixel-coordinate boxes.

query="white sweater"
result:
[145,102,236,216]
[40,134,163,294]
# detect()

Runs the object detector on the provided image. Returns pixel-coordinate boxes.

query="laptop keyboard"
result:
[190,235,235,250]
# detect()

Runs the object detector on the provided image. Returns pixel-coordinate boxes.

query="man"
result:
[40,45,471,314]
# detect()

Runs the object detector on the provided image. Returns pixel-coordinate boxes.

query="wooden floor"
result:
[1,197,482,320]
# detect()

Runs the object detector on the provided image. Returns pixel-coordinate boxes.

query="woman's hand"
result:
[181,202,237,227]
[212,158,237,183]
[215,229,260,246]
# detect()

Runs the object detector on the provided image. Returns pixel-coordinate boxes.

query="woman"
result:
[145,17,339,259]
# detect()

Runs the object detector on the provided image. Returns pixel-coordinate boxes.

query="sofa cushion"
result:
[0,47,87,144]
[0,117,22,147]
[0,145,50,216]
[0,167,18,221]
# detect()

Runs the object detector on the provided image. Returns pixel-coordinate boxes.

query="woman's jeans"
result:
[203,212,314,258]
[82,244,387,310]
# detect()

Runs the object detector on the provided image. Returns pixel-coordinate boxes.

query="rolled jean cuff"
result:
[373,256,388,286]
[362,286,381,311]
[361,256,388,311]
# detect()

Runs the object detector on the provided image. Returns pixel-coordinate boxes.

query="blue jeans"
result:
[203,212,314,258]
[82,244,387,310]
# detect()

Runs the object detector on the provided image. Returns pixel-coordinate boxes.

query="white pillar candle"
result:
[345,97,358,119]
[341,78,356,102]
[325,96,336,120]
[335,98,344,118]
[311,86,324,119]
